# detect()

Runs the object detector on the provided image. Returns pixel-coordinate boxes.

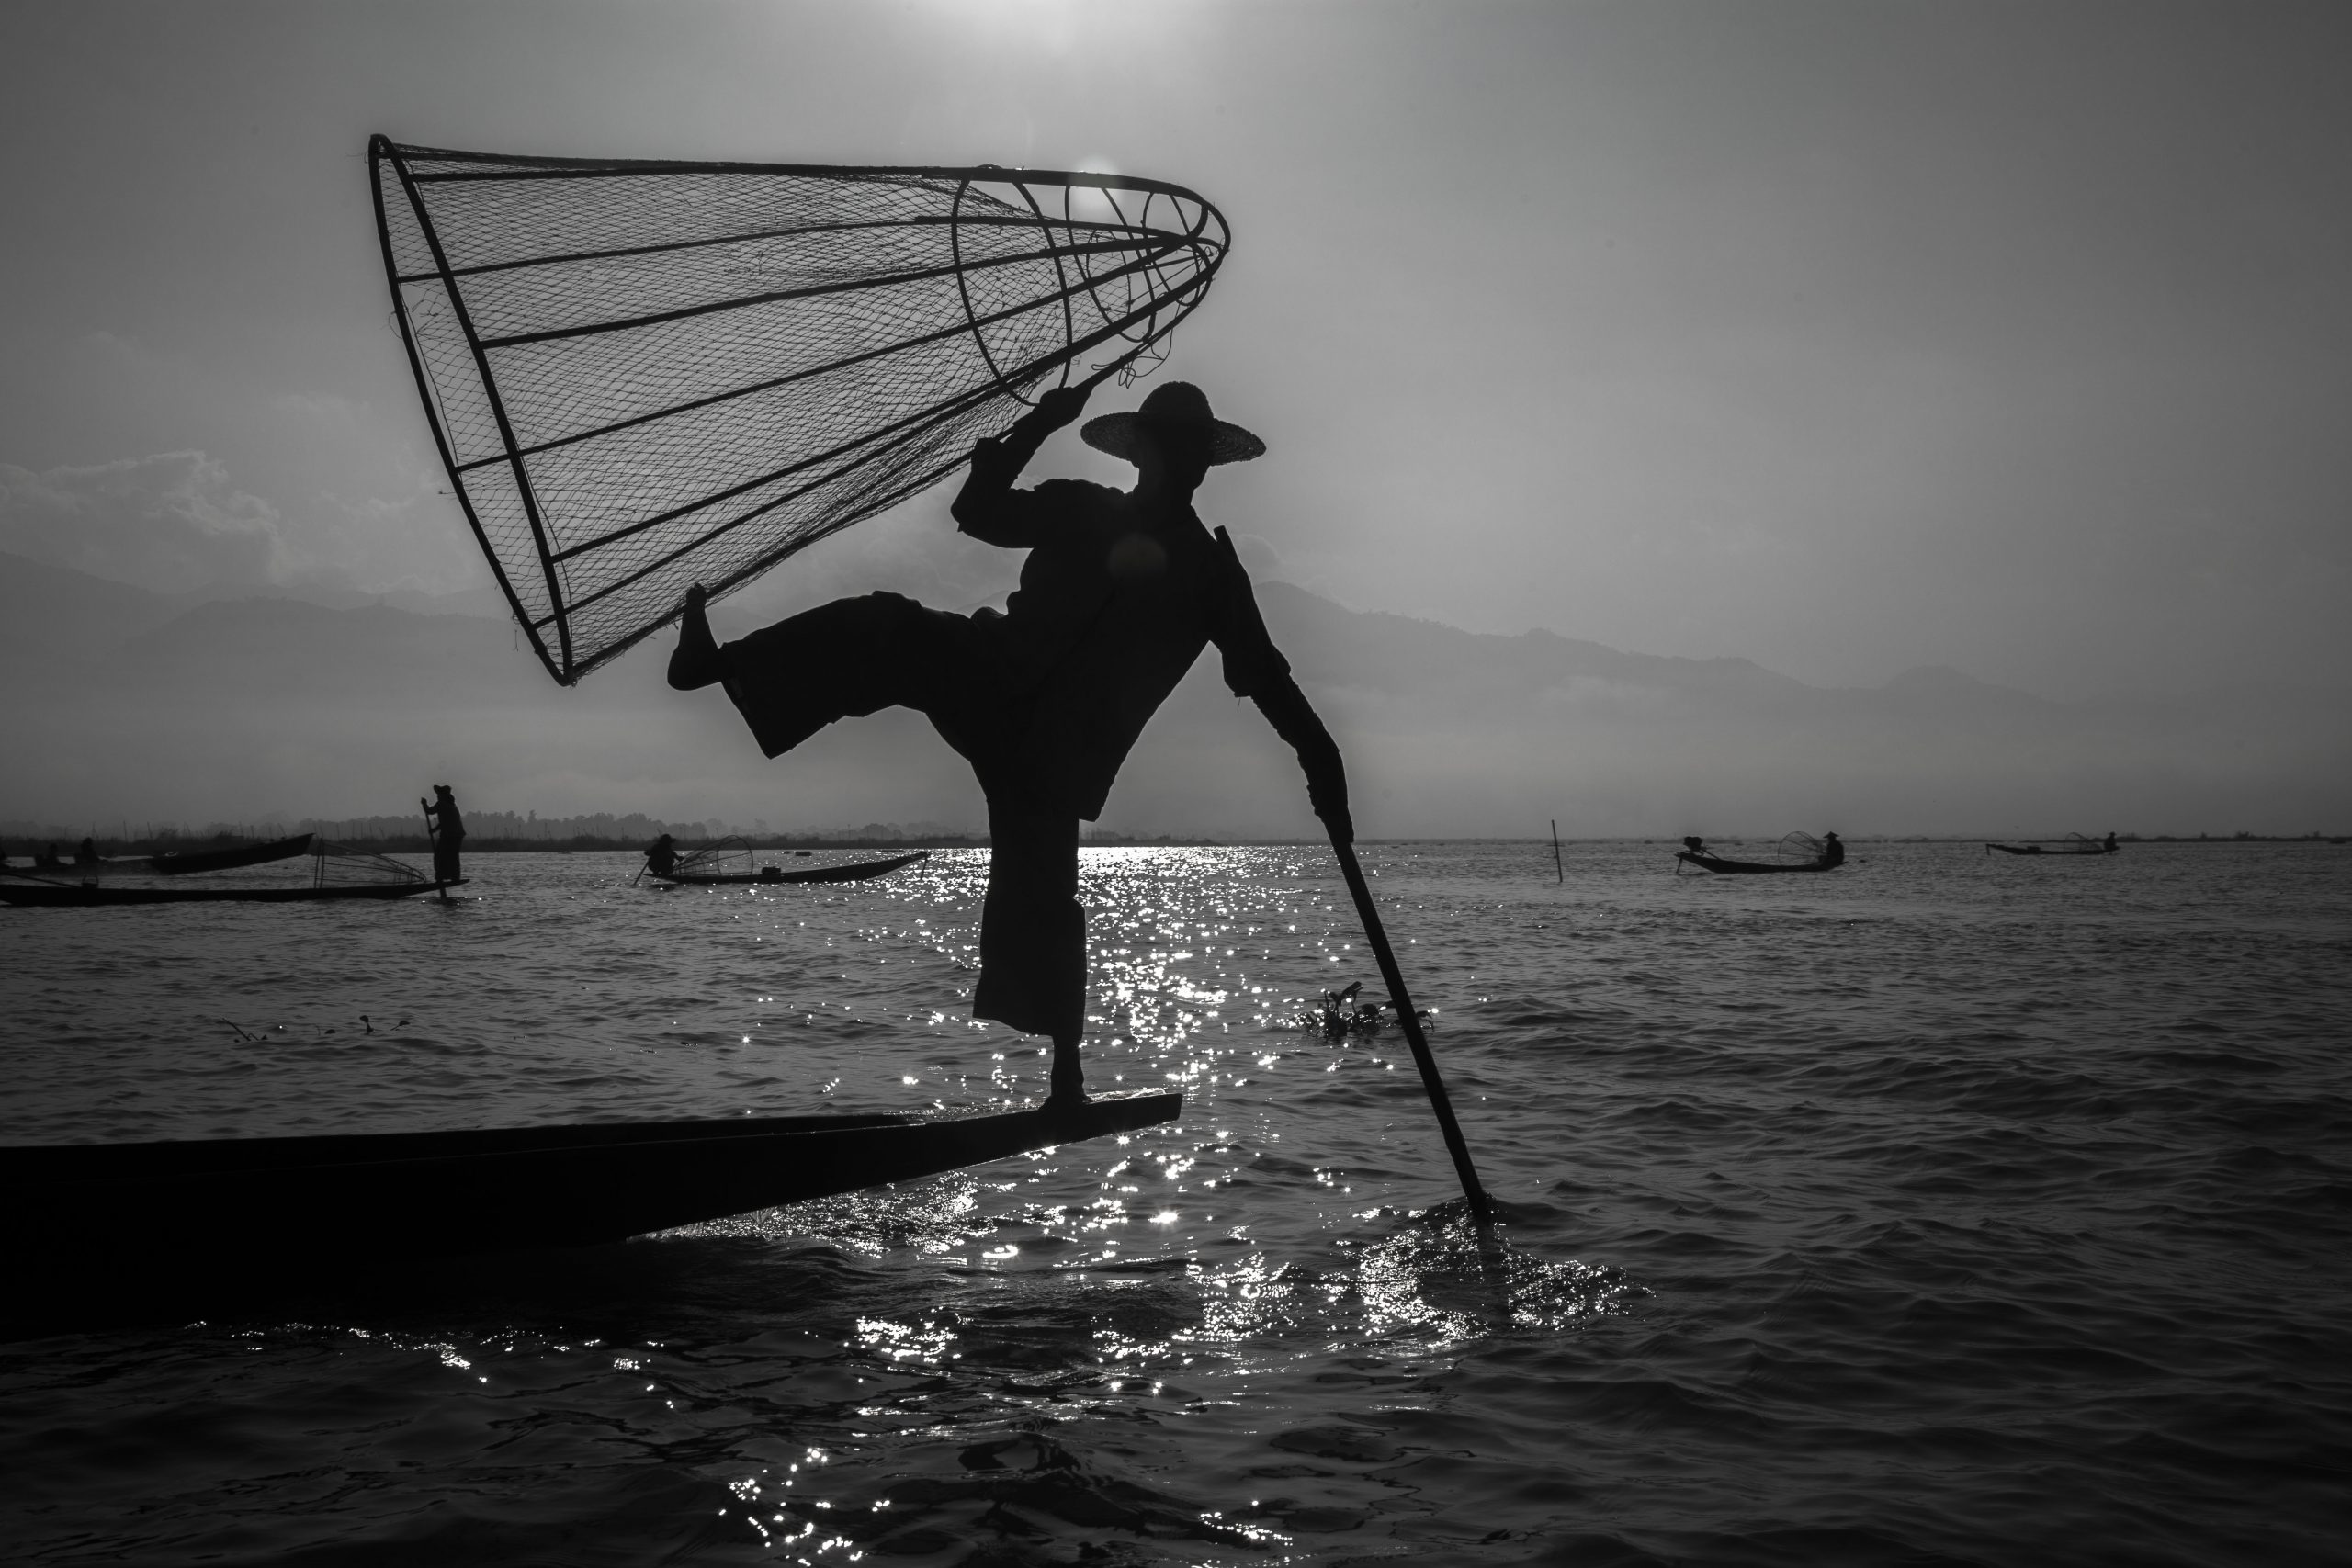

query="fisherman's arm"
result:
[1209,528,1353,842]
[952,384,1092,547]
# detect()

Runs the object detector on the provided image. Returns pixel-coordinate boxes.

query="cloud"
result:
[15,333,487,598]
[0,451,298,593]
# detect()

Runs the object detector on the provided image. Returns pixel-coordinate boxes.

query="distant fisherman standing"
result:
[423,784,465,885]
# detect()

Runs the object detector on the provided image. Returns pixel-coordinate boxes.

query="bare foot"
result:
[666,584,722,690]
[1040,1044,1087,1113]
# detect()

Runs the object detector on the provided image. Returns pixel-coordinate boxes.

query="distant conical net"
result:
[310,842,431,887]
[1779,831,1826,863]
[370,139,1229,684]
[671,837,752,877]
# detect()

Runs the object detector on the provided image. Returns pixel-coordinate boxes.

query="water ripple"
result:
[3,841,2348,1563]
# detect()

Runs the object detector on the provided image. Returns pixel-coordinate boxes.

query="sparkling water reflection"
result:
[3,840,2348,1563]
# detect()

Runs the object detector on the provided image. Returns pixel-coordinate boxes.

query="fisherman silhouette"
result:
[670,380,1349,1108]
[422,785,465,885]
[2104,831,2119,852]
[1820,831,1845,867]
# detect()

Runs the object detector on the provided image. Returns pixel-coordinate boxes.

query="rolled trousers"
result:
[718,592,1085,1042]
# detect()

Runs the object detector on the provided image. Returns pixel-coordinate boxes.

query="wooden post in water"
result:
[1328,834,1493,1223]
[1551,819,1563,884]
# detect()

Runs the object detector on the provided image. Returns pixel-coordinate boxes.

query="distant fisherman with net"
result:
[669,381,1351,1108]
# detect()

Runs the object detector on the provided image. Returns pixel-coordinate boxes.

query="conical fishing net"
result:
[1777,831,1826,863]
[311,843,431,887]
[370,138,1230,684]
[669,837,753,877]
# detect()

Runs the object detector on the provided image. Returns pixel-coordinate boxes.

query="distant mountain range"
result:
[2,551,2342,837]
[0,558,502,667]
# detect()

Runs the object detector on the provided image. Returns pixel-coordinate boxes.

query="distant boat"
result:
[1986,834,2118,857]
[5,833,320,880]
[0,878,458,907]
[1,841,448,905]
[146,832,315,875]
[1676,830,1844,874]
[1676,851,1840,874]
[6,1090,1182,1291]
[651,849,930,886]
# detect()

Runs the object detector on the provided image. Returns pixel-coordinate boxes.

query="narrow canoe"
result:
[1676,852,1839,874]
[6,1089,1182,1280]
[1985,843,2116,856]
[1,835,312,879]
[0,878,458,907]
[653,850,930,886]
[148,831,316,874]
[3,857,141,879]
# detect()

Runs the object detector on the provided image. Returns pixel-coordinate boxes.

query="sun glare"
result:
[916,0,1204,68]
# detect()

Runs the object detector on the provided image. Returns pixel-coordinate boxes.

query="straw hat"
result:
[1080,382,1265,465]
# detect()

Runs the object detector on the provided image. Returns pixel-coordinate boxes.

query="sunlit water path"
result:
[4,841,2346,1565]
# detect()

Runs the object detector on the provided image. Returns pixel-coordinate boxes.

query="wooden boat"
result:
[1674,830,1842,875]
[1675,851,1838,874]
[1986,840,2117,856]
[6,1089,1182,1280]
[2,854,138,879]
[147,831,315,874]
[3,832,318,880]
[0,877,459,906]
[652,849,929,886]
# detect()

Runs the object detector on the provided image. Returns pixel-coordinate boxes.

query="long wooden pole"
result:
[1328,835,1492,1222]
[1551,819,1563,883]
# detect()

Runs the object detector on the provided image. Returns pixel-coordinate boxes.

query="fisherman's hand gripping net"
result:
[369,138,1230,684]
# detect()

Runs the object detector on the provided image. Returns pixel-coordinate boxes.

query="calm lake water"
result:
[4,840,2347,1566]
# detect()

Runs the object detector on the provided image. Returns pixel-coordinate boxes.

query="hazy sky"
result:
[4,0,2349,700]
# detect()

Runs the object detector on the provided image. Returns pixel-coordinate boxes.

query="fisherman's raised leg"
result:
[671,587,980,758]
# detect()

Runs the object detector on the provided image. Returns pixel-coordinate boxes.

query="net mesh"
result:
[669,837,754,878]
[311,843,431,887]
[370,139,1230,684]
[1777,831,1826,863]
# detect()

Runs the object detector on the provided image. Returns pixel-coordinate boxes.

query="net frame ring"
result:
[1062,179,1203,390]
[1069,180,1147,374]
[1114,186,1182,386]
[950,173,1078,409]
[1018,176,1080,394]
